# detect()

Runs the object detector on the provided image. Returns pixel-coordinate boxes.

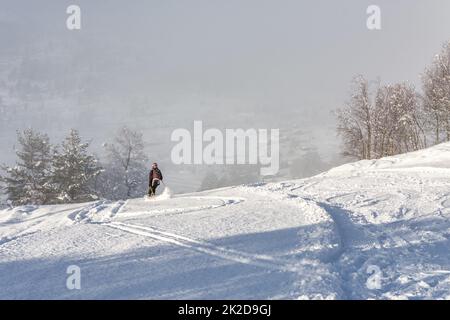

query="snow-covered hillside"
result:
[1,143,450,299]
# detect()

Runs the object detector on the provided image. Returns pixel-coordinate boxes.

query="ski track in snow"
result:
[119,196,244,219]
[46,186,406,300]
[238,185,352,297]
[244,174,450,299]
[106,221,301,273]
[100,193,343,299]
[101,194,300,273]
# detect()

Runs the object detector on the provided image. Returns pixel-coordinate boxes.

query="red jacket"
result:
[149,168,163,184]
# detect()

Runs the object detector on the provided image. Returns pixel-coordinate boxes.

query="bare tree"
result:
[422,41,450,144]
[99,126,148,200]
[336,75,376,159]
[373,83,426,157]
[337,77,426,160]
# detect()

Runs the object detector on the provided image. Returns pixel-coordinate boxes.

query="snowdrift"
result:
[326,142,450,175]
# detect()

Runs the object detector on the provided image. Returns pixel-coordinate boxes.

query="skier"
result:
[148,162,163,197]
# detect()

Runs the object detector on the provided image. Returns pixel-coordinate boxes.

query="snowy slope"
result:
[1,143,450,299]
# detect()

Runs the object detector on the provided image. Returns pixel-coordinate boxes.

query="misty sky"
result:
[3,0,449,98]
[1,0,450,191]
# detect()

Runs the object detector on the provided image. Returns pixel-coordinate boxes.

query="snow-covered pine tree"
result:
[52,129,102,203]
[98,126,148,200]
[0,129,53,205]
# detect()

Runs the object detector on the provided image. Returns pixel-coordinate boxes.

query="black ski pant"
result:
[148,179,160,196]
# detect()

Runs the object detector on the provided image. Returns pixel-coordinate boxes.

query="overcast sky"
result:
[3,0,450,103]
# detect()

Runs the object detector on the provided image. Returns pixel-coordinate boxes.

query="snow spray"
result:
[158,185,173,200]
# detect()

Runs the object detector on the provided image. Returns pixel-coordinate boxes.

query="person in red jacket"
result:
[148,162,163,197]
